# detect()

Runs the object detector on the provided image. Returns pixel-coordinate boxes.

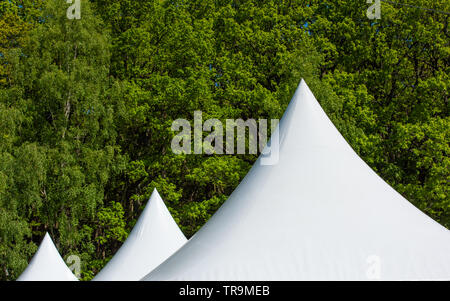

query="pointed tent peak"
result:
[142,78,450,281]
[41,233,64,253]
[92,188,187,281]
[138,188,165,221]
[293,78,314,102]
[286,78,316,114]
[135,188,160,213]
[42,232,57,243]
[279,78,317,124]
[42,232,51,241]
[39,233,56,251]
[299,78,308,90]
[129,187,183,240]
[276,76,353,155]
[40,232,55,250]
[288,78,324,115]
[17,233,78,281]
[149,188,163,204]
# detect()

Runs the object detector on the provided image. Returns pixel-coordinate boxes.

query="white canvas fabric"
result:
[93,189,187,281]
[142,79,450,281]
[17,233,78,281]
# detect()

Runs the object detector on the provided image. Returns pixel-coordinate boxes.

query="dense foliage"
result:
[0,0,448,280]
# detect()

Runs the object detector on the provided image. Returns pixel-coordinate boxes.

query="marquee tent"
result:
[17,233,78,281]
[93,189,187,281]
[142,80,450,281]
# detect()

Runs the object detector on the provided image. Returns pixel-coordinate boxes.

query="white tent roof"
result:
[93,189,187,281]
[142,79,450,281]
[17,233,78,281]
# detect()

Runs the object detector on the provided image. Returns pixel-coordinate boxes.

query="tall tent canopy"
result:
[17,233,78,281]
[143,80,450,281]
[93,189,187,281]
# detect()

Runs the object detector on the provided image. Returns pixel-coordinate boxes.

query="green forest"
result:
[0,0,448,280]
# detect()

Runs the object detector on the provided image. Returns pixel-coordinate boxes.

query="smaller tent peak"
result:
[149,188,162,201]
[131,187,168,235]
[285,78,316,111]
[17,233,78,281]
[295,78,313,97]
[41,232,54,246]
[297,78,310,91]
[92,188,187,280]
[135,189,162,216]
[147,188,165,209]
